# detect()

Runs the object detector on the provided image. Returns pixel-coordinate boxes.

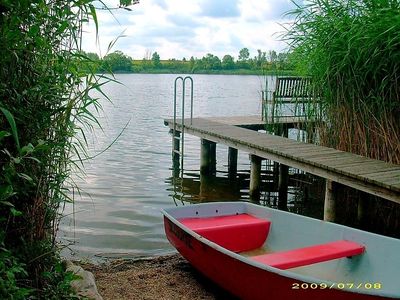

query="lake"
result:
[59,73,322,261]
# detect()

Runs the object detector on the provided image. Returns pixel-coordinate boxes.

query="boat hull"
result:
[164,214,392,300]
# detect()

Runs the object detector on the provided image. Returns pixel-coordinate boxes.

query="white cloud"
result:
[82,0,296,60]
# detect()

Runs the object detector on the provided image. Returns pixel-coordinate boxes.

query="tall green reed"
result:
[285,0,400,163]
[284,0,400,236]
[0,0,130,296]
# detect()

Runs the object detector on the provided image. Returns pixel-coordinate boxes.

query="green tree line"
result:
[82,48,295,74]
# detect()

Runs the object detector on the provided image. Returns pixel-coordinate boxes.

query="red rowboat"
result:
[162,202,400,299]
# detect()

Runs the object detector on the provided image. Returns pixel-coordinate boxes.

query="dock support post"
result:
[228,147,238,179]
[273,161,279,190]
[200,139,216,175]
[324,180,336,222]
[250,155,262,201]
[278,164,289,211]
[171,129,180,171]
[210,142,216,175]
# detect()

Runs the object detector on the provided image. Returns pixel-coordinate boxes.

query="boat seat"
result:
[251,240,365,270]
[179,214,271,252]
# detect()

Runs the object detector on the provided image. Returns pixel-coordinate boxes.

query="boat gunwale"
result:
[162,202,400,299]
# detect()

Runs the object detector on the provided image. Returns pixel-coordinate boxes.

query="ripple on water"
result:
[60,74,271,260]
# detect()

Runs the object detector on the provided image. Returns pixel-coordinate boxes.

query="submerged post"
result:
[200,139,211,175]
[249,155,262,200]
[278,164,289,211]
[228,147,238,179]
[324,179,336,222]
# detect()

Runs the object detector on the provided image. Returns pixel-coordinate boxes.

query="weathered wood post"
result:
[200,139,210,175]
[277,124,289,210]
[199,171,212,199]
[273,161,279,190]
[250,155,262,201]
[324,179,336,221]
[228,147,238,179]
[209,141,216,175]
[278,164,289,210]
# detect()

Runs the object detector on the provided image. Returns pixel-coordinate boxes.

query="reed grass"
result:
[0,1,115,297]
[283,0,400,236]
[285,0,400,163]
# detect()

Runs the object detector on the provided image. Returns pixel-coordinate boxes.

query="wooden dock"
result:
[184,115,310,130]
[164,116,400,217]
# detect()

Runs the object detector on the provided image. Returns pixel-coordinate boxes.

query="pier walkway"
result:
[164,116,400,208]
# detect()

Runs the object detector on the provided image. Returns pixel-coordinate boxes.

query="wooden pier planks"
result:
[164,117,400,204]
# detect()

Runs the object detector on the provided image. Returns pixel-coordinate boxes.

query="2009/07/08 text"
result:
[292,282,382,290]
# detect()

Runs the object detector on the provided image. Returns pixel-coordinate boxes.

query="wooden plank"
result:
[310,154,367,166]
[337,161,399,174]
[361,169,400,179]
[364,171,400,186]
[297,149,343,159]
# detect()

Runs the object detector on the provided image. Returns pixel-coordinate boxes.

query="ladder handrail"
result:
[173,76,194,175]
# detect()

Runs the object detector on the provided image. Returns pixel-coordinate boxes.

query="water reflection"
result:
[59,74,325,261]
[166,161,325,219]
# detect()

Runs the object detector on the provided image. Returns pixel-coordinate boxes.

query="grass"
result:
[286,0,400,163]
[283,0,400,236]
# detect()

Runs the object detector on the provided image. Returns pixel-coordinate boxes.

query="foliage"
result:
[238,47,250,61]
[86,47,294,74]
[151,51,161,67]
[285,0,400,236]
[222,55,235,69]
[102,50,133,72]
[0,0,117,298]
[0,244,32,299]
[286,0,400,163]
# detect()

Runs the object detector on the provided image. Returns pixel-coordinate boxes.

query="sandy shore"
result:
[81,253,236,300]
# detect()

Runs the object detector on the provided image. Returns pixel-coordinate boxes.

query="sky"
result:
[82,0,297,60]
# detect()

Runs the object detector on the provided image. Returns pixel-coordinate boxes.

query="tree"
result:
[102,50,133,72]
[222,55,235,69]
[151,51,161,68]
[201,53,221,70]
[238,48,250,61]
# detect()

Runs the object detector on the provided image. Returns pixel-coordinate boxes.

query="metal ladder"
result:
[173,76,194,175]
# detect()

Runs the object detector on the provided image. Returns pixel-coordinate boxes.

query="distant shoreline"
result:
[108,69,297,76]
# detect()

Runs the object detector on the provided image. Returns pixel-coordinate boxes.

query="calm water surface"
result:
[59,74,278,260]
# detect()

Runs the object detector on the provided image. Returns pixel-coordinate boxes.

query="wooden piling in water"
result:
[200,139,211,175]
[276,124,289,210]
[228,147,238,179]
[278,164,289,211]
[210,142,216,175]
[250,155,262,200]
[324,180,336,222]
